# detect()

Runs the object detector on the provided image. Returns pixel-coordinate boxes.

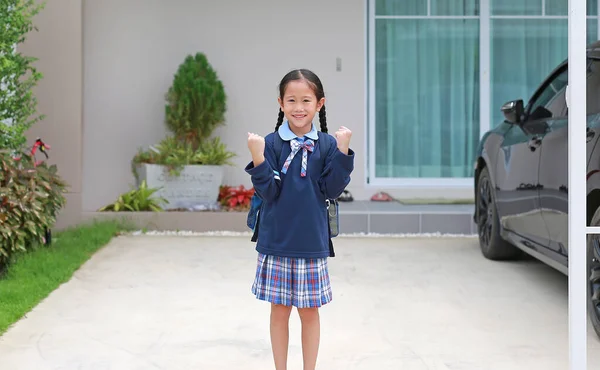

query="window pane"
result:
[590,0,598,15]
[528,69,568,118]
[546,0,598,15]
[374,19,480,178]
[431,0,479,15]
[491,20,568,126]
[375,0,426,16]
[491,0,542,15]
[491,19,599,125]
[589,18,598,44]
[545,0,566,15]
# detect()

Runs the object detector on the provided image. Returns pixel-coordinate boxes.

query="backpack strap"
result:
[317,131,337,257]
[317,131,331,159]
[272,131,287,171]
[273,130,283,156]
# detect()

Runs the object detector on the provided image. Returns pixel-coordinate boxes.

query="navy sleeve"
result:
[319,135,355,199]
[245,136,281,202]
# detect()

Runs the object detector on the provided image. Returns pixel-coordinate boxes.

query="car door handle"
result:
[528,137,541,151]
[587,128,595,142]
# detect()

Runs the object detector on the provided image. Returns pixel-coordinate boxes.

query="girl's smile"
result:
[291,113,308,122]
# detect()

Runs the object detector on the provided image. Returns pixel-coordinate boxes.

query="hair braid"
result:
[274,108,284,132]
[319,105,328,133]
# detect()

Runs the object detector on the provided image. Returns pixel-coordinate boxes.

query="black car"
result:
[474,40,600,338]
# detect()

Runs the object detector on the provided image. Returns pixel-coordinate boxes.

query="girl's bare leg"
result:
[270,303,293,370]
[298,308,320,370]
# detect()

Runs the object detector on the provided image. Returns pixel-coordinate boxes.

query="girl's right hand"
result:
[248,132,265,165]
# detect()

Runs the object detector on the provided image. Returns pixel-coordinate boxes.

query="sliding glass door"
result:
[368,0,600,186]
[370,0,480,184]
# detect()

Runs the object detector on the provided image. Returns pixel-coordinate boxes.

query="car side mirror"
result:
[501,99,524,124]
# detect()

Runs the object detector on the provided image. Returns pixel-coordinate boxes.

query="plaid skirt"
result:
[251,252,332,308]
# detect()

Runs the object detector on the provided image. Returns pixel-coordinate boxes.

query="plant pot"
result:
[136,163,224,210]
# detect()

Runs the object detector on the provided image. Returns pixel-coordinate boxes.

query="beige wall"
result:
[81,0,369,211]
[20,0,83,228]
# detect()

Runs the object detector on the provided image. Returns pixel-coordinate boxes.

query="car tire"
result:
[476,167,521,260]
[587,207,600,339]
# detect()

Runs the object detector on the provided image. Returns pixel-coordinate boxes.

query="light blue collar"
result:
[278,120,319,141]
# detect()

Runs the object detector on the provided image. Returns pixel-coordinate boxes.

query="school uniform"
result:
[245,121,354,308]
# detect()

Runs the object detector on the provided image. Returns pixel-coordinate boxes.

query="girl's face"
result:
[278,80,325,136]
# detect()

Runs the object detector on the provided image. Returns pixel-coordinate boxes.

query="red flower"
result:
[218,185,255,210]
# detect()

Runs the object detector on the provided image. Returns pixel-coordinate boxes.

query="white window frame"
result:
[366,0,600,188]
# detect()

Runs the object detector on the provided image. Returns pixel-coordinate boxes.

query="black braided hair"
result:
[274,108,285,132]
[274,69,327,132]
[318,105,328,133]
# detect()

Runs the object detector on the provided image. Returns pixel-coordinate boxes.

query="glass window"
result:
[590,18,599,44]
[375,19,480,178]
[491,19,598,126]
[546,0,598,16]
[527,69,568,119]
[590,0,599,16]
[431,0,479,16]
[491,0,542,16]
[368,0,600,183]
[375,0,426,16]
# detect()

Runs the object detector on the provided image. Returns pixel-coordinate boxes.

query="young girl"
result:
[245,69,354,370]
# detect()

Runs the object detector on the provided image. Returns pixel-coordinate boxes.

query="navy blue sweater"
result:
[245,125,354,259]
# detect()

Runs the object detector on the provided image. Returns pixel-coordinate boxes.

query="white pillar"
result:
[568,0,587,368]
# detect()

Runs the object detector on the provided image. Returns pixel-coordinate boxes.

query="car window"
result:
[527,68,568,120]
[587,60,600,115]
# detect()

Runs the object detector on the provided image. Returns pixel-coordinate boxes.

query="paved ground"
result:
[0,235,599,369]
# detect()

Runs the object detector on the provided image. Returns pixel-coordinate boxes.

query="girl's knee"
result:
[271,303,293,320]
[297,307,319,322]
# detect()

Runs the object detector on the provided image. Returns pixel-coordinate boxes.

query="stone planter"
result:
[135,164,224,210]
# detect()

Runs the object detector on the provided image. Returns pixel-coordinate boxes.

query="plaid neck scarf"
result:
[281,138,314,177]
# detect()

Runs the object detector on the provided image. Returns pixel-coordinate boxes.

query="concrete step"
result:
[82,201,476,235]
[338,201,476,235]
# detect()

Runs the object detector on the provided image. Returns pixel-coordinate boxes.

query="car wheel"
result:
[476,167,521,260]
[587,208,600,338]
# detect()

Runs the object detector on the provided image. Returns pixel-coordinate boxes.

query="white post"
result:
[568,0,587,368]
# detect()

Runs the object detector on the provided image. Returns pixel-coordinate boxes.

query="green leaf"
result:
[97,181,166,213]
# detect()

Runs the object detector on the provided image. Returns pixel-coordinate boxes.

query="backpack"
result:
[246,131,340,255]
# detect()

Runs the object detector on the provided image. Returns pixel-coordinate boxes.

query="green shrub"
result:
[98,180,168,212]
[165,52,227,150]
[0,151,68,269]
[132,52,234,183]
[0,1,46,151]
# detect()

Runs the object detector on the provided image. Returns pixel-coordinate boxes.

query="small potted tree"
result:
[133,52,235,210]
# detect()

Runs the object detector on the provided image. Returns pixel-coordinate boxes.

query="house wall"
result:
[19,0,83,228]
[80,0,374,212]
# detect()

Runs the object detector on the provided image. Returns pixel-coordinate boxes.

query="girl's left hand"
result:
[334,126,352,154]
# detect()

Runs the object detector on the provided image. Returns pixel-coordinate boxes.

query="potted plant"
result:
[132,53,235,210]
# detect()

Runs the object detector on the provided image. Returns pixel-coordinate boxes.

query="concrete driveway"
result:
[0,234,598,369]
